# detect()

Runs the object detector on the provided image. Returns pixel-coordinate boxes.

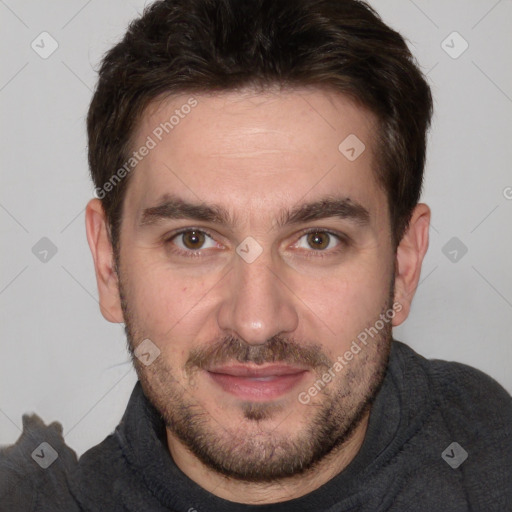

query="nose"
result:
[216,251,299,345]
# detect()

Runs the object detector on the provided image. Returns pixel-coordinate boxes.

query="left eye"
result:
[295,231,340,251]
[172,230,218,251]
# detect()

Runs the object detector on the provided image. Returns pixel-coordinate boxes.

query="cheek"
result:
[291,256,392,346]
[124,256,216,340]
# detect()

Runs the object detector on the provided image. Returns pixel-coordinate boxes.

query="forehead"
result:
[125,87,385,221]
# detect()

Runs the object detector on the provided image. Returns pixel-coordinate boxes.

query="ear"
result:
[85,198,124,323]
[392,203,430,327]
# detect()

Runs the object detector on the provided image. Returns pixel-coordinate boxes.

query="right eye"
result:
[165,229,223,257]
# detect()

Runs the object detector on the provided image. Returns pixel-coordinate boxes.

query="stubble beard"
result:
[117,269,393,482]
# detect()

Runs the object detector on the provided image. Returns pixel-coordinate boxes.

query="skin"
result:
[86,87,430,504]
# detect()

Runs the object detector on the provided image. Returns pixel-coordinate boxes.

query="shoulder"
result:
[393,339,512,424]
[68,427,131,509]
[391,341,512,506]
[393,340,512,470]
[426,348,511,426]
[0,413,128,511]
[74,429,124,483]
[0,414,80,512]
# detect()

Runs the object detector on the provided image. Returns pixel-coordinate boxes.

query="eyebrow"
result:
[139,194,370,229]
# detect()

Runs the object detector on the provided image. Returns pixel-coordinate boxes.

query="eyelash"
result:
[295,228,348,258]
[163,227,348,259]
[163,228,219,258]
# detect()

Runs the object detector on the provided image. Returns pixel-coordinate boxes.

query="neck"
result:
[166,407,371,505]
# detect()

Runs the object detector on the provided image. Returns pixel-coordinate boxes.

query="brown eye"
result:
[181,230,206,249]
[166,229,221,257]
[306,232,331,250]
[293,230,342,254]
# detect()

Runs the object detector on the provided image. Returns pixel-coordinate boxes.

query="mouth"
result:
[206,364,309,401]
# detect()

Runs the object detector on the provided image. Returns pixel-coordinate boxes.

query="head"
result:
[86,0,432,483]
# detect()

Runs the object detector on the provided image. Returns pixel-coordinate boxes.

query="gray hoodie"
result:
[1,340,511,511]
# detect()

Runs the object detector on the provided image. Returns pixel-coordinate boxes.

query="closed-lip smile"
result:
[206,364,309,401]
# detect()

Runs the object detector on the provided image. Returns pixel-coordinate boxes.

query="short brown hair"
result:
[87,0,433,253]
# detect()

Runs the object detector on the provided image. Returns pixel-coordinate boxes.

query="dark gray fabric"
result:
[1,340,511,511]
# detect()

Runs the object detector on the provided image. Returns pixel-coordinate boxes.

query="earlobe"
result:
[392,203,430,327]
[85,198,124,323]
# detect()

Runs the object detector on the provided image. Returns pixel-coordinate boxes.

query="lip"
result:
[206,364,308,401]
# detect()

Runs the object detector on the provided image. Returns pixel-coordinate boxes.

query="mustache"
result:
[185,335,333,373]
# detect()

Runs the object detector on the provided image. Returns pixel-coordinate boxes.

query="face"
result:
[111,88,398,481]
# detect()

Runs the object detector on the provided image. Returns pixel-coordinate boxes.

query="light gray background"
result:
[1,0,511,457]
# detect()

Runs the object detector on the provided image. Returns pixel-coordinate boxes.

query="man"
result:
[1,0,511,510]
